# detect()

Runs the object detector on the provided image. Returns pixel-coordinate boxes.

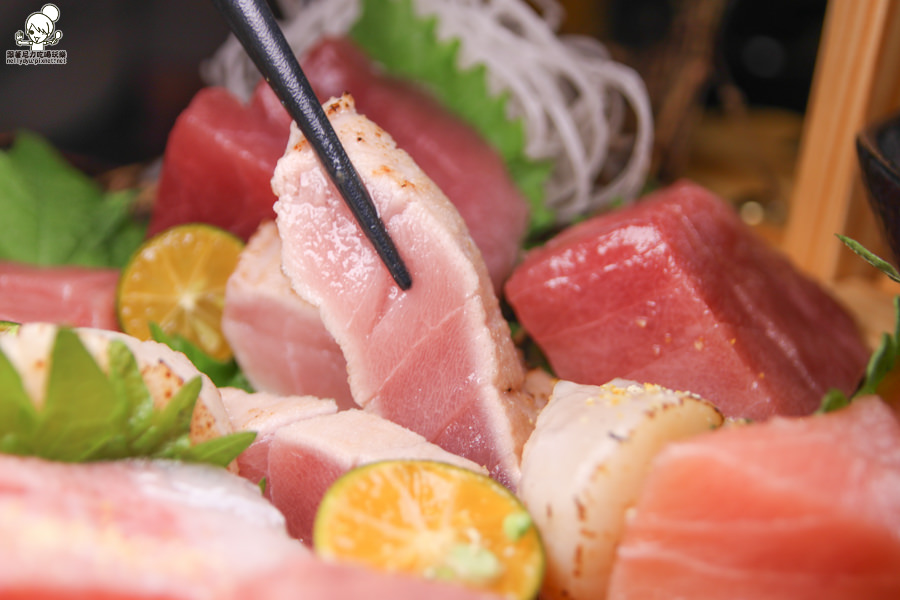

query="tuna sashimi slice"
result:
[219,386,338,485]
[0,261,119,330]
[0,456,311,599]
[272,95,535,488]
[148,87,286,241]
[504,180,869,420]
[266,409,487,543]
[222,222,354,408]
[607,397,900,600]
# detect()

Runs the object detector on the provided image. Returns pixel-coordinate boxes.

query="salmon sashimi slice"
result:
[265,408,488,544]
[219,386,338,486]
[0,261,119,330]
[0,456,311,599]
[272,94,535,488]
[222,222,354,409]
[607,397,900,600]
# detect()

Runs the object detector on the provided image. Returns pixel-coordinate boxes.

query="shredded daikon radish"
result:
[203,0,653,224]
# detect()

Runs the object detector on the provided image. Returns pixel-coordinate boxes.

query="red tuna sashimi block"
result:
[148,87,286,240]
[0,261,119,329]
[265,409,487,543]
[504,181,868,420]
[273,96,535,489]
[0,455,311,598]
[222,222,354,408]
[607,397,900,600]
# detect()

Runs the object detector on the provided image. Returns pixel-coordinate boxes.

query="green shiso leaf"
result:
[0,131,146,268]
[0,327,254,466]
[149,323,254,392]
[350,0,555,233]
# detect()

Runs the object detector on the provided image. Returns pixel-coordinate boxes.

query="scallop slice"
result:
[518,378,724,600]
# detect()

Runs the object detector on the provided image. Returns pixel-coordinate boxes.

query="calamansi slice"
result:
[117,224,243,361]
[313,460,545,599]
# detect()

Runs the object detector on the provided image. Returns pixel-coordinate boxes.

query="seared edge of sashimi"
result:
[219,386,338,485]
[265,408,488,543]
[0,322,233,446]
[272,94,535,489]
[222,221,354,409]
[519,379,724,600]
[0,455,311,598]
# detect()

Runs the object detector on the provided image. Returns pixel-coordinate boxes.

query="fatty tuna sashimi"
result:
[0,261,119,330]
[259,37,530,290]
[222,222,354,408]
[272,95,535,488]
[148,87,286,240]
[220,386,338,485]
[0,456,311,599]
[607,397,900,600]
[265,409,487,543]
[505,181,868,420]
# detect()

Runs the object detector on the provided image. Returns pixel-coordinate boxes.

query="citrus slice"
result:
[313,459,545,599]
[117,224,244,361]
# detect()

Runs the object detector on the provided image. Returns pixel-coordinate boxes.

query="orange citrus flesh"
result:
[116,224,244,361]
[313,460,545,599]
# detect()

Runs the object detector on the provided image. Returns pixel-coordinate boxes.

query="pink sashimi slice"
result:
[0,456,311,599]
[148,87,286,241]
[265,408,487,544]
[272,95,535,489]
[219,386,338,486]
[504,180,869,420]
[0,261,119,330]
[222,221,354,408]
[607,397,900,600]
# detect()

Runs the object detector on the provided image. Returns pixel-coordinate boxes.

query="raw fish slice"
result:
[505,181,869,420]
[0,261,119,330]
[265,409,487,543]
[296,37,529,291]
[272,95,534,488]
[607,397,900,600]
[219,386,338,485]
[222,221,354,408]
[0,456,310,599]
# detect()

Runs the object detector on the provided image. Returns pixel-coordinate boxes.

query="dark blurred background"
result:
[0,0,827,184]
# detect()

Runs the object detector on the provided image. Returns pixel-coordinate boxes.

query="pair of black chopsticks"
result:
[211,0,412,291]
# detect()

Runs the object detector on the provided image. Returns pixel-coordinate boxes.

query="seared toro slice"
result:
[272,95,535,488]
[222,221,354,409]
[265,409,487,544]
[0,456,311,599]
[219,386,338,486]
[607,397,900,600]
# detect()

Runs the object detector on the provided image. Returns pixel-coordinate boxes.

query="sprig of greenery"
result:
[350,0,555,233]
[819,236,900,412]
[0,327,254,466]
[149,323,253,392]
[0,131,146,268]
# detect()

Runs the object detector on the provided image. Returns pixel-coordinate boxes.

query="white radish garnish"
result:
[518,378,724,600]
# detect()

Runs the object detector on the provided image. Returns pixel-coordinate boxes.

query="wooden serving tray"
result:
[783,0,900,349]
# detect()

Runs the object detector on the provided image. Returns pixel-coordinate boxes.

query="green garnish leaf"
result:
[0,327,254,465]
[149,323,254,391]
[836,234,900,283]
[0,131,146,268]
[350,0,554,232]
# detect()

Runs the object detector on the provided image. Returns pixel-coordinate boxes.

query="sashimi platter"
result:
[1,0,898,598]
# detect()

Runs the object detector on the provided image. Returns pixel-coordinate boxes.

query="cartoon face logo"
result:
[15,4,63,51]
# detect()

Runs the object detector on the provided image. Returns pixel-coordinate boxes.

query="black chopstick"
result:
[210,0,413,290]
